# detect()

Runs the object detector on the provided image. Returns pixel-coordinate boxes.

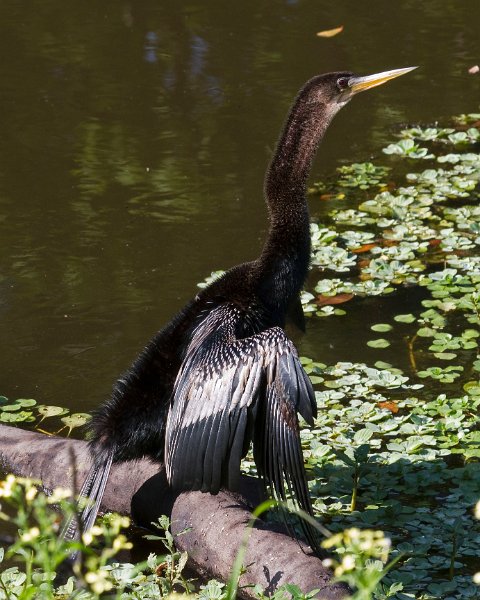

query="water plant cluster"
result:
[305,118,480,314]
[300,115,480,599]
[0,397,90,432]
[301,360,479,599]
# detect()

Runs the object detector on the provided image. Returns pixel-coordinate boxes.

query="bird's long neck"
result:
[256,83,339,313]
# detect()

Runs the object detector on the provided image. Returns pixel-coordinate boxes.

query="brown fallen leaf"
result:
[383,239,400,248]
[317,293,354,306]
[468,65,479,74]
[358,259,371,271]
[377,401,399,414]
[351,243,377,254]
[317,25,344,38]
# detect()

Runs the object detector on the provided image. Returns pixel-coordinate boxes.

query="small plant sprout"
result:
[322,528,397,599]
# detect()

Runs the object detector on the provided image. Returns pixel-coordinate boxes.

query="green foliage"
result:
[382,139,434,160]
[0,475,133,598]
[304,117,480,318]
[322,528,400,599]
[0,394,91,434]
[287,359,480,599]
[336,163,391,190]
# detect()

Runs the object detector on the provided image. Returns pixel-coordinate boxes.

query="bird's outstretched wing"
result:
[165,303,320,551]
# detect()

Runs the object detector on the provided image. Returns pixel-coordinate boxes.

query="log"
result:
[0,425,349,599]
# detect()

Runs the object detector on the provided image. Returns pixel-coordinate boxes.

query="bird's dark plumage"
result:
[62,67,416,553]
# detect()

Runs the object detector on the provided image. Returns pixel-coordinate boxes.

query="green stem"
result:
[449,530,457,580]
[0,575,12,600]
[351,467,359,512]
[406,334,418,373]
[226,499,277,600]
[25,549,33,589]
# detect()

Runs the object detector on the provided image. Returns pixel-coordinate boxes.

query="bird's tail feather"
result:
[60,450,114,547]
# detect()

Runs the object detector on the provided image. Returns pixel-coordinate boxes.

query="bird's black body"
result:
[63,67,415,553]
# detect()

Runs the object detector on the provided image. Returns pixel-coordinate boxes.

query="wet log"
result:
[0,424,349,599]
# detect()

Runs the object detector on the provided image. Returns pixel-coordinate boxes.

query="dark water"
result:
[1,1,479,412]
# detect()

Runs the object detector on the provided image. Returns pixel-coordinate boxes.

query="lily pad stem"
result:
[350,467,359,512]
[406,334,418,373]
[449,528,458,580]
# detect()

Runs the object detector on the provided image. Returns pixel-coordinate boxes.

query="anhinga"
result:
[63,66,416,553]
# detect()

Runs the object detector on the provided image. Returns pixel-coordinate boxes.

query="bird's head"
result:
[266,65,418,200]
[315,67,417,106]
[305,66,417,112]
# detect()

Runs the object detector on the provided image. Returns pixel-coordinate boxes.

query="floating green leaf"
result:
[16,399,37,408]
[353,428,374,444]
[0,404,22,412]
[367,338,390,348]
[0,411,35,423]
[417,327,436,337]
[371,323,393,332]
[433,352,457,360]
[60,413,91,435]
[37,405,69,419]
[374,360,393,369]
[463,381,480,396]
[394,313,416,323]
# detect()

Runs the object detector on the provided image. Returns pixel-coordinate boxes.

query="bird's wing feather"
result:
[165,303,319,549]
[254,361,319,551]
[165,304,262,492]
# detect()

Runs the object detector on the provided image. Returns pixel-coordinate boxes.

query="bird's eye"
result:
[336,77,350,91]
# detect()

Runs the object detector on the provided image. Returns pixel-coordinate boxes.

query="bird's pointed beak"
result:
[348,66,418,95]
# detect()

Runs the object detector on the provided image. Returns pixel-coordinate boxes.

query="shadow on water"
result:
[299,284,430,373]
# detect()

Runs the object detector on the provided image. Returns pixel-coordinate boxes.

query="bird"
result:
[62,66,416,553]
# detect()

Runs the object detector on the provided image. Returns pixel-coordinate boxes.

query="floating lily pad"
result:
[374,360,393,369]
[353,428,374,444]
[367,338,390,348]
[463,381,480,396]
[16,399,37,408]
[0,411,35,423]
[433,352,457,360]
[61,413,91,434]
[0,404,22,412]
[37,405,69,419]
[371,323,393,332]
[393,313,416,323]
[417,327,436,337]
